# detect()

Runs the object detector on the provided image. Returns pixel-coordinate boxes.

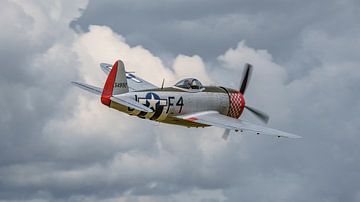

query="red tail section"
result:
[101,61,118,106]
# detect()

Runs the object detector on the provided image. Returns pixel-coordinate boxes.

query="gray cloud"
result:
[74,0,360,69]
[1,0,360,202]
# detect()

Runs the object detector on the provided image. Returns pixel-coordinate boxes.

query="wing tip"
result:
[283,133,303,139]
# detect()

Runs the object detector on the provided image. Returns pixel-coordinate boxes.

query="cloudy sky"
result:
[1,0,360,201]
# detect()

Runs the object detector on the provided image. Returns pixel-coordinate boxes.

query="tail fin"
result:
[101,60,129,106]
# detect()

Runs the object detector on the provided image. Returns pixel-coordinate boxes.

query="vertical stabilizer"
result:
[101,60,129,106]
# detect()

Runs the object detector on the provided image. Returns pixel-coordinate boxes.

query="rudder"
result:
[101,60,129,106]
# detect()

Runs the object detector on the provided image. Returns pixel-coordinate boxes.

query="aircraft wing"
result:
[100,63,158,91]
[176,111,302,139]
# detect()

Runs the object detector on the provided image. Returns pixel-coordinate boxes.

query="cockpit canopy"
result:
[175,78,203,90]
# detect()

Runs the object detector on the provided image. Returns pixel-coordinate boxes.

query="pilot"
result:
[190,79,200,89]
[183,79,191,89]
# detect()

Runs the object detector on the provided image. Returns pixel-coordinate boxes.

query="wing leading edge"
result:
[71,81,102,95]
[177,111,302,139]
[100,63,158,91]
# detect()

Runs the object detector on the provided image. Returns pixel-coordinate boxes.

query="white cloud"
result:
[216,41,291,123]
[172,54,211,84]
[73,25,173,86]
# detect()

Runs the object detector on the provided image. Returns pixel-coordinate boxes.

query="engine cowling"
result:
[221,87,246,119]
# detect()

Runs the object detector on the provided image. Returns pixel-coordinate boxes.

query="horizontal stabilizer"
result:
[100,63,112,75]
[100,63,135,75]
[71,81,102,95]
[110,96,153,113]
[99,62,158,91]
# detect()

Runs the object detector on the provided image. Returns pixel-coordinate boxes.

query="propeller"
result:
[222,63,270,140]
[244,105,269,124]
[239,63,253,94]
[238,63,269,124]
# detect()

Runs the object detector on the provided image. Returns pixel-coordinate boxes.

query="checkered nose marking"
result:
[228,92,245,118]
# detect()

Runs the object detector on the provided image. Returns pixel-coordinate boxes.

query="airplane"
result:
[72,60,301,140]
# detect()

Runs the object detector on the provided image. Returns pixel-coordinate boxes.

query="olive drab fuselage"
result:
[108,86,245,127]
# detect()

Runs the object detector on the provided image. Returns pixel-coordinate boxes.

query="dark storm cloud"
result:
[74,0,360,67]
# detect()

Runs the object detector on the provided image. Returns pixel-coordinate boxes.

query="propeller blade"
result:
[245,105,269,124]
[222,129,231,140]
[239,63,253,94]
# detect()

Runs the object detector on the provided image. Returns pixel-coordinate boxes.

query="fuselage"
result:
[106,86,245,127]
